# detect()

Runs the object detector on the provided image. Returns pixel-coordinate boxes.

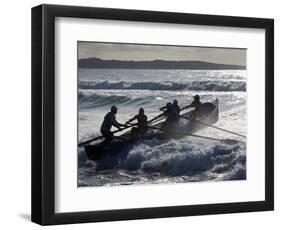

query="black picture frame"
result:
[31,4,274,225]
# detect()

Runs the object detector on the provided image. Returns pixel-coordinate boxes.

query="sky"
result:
[78,42,246,66]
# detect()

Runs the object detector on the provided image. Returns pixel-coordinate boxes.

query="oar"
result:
[78,111,167,147]
[179,105,194,113]
[78,124,136,147]
[147,112,165,123]
[146,126,245,145]
[78,102,194,147]
[181,116,246,139]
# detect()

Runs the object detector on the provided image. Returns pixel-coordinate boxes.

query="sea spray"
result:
[78,138,246,186]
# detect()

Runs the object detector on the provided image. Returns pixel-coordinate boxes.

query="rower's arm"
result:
[148,112,165,123]
[181,105,191,110]
[127,115,137,123]
[159,106,167,111]
[112,117,125,129]
[181,102,194,111]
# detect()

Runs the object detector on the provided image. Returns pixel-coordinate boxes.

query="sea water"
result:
[78,69,246,186]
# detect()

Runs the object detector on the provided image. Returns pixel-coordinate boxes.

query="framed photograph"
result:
[31,4,274,225]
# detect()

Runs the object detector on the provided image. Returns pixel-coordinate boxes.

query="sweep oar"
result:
[146,126,245,145]
[181,116,246,139]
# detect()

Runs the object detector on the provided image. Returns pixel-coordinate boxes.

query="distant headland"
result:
[78,57,246,70]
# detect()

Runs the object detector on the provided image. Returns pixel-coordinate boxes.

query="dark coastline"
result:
[79,58,246,70]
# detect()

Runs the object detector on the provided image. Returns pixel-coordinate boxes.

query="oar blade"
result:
[221,139,246,145]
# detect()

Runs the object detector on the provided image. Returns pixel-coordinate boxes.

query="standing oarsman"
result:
[100,106,126,144]
[182,95,202,119]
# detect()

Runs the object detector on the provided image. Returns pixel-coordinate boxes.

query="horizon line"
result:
[78,57,246,67]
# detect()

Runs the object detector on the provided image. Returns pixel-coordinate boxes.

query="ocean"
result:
[78,69,247,187]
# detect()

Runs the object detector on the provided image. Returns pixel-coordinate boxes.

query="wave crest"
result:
[79,91,159,108]
[79,80,246,92]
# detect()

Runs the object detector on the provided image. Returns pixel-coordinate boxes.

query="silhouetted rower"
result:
[160,99,180,115]
[182,95,202,119]
[161,102,179,132]
[127,107,148,137]
[172,99,180,115]
[100,106,126,144]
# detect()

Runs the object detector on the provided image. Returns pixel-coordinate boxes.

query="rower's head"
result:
[139,107,144,115]
[166,102,172,109]
[173,99,178,106]
[111,106,118,114]
[193,95,200,101]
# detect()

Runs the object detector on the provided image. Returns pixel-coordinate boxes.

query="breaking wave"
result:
[78,138,246,183]
[79,91,159,108]
[79,80,246,92]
